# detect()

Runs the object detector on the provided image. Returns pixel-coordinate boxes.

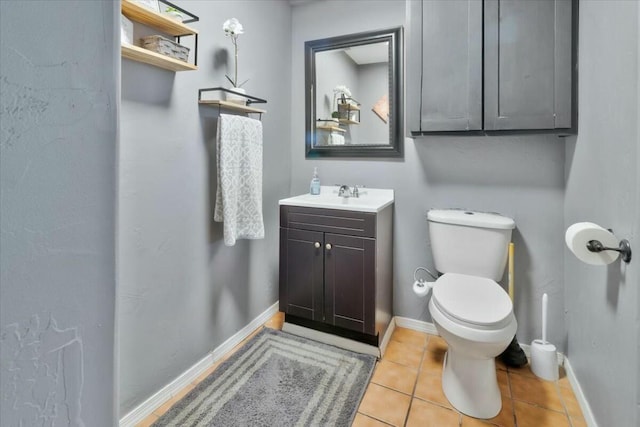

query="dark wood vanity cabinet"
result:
[279,228,325,322]
[279,205,392,344]
[407,0,574,134]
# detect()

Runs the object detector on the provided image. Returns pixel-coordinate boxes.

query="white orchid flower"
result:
[223,18,244,36]
[333,85,352,98]
[223,18,247,88]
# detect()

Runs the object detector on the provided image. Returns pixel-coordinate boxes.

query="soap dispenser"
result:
[310,167,321,195]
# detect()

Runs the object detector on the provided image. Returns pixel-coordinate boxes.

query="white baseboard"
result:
[378,317,396,357]
[393,317,567,365]
[393,316,439,335]
[119,301,280,427]
[564,357,598,427]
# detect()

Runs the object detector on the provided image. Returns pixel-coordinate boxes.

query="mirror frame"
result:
[305,27,403,158]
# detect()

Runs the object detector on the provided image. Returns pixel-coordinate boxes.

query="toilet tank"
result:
[427,209,515,281]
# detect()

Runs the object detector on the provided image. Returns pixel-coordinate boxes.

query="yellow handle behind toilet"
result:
[508,242,515,301]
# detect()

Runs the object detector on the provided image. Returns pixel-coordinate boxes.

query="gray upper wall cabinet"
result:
[407,0,574,134]
[407,0,483,132]
[484,0,573,130]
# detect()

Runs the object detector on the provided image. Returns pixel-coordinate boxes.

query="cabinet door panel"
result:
[484,0,572,130]
[279,228,324,321]
[324,234,375,335]
[407,0,482,132]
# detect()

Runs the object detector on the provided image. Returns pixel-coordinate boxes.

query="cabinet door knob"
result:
[325,243,332,250]
[314,242,321,248]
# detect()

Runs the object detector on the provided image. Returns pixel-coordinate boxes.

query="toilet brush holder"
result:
[530,339,558,381]
[531,293,558,381]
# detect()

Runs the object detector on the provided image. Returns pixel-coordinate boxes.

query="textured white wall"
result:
[291,0,567,352]
[564,2,639,426]
[0,1,118,425]
[118,0,292,415]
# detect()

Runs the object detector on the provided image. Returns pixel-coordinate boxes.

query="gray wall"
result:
[3,1,633,424]
[291,1,567,351]
[357,62,389,144]
[0,1,118,425]
[316,51,358,120]
[564,1,639,426]
[118,0,292,415]
[316,50,359,143]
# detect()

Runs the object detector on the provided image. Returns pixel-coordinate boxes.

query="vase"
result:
[226,87,247,105]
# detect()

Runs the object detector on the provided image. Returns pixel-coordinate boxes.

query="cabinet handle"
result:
[314,242,321,248]
[325,243,332,250]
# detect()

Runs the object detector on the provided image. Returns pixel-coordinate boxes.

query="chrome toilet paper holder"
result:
[586,236,632,263]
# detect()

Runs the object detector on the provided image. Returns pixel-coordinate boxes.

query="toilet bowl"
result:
[428,272,517,419]
[426,208,517,419]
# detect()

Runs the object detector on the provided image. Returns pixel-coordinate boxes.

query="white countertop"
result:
[279,186,394,213]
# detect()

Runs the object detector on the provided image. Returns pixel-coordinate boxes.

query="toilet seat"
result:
[428,273,518,419]
[432,273,513,329]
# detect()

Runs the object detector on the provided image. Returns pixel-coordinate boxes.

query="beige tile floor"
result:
[138,312,586,427]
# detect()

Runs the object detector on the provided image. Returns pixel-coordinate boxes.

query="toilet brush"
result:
[498,243,527,367]
[530,293,559,380]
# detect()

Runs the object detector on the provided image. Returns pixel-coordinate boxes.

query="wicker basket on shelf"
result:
[141,35,190,62]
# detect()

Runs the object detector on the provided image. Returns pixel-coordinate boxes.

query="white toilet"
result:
[427,209,517,419]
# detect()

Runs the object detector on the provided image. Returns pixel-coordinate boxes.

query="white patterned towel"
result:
[214,114,264,246]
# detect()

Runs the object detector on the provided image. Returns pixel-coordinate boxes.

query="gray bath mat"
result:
[152,328,376,426]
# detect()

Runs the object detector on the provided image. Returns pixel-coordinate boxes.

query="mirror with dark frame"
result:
[305,27,403,158]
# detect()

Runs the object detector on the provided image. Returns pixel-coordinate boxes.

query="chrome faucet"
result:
[337,184,361,198]
[338,185,352,198]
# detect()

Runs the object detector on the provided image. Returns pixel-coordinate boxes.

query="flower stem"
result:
[233,35,238,87]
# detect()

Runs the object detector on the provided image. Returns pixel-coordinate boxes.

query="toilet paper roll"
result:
[413,280,432,297]
[565,222,619,265]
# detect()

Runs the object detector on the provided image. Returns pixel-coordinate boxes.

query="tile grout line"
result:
[364,334,425,427]
[355,382,409,426]
[356,412,395,426]
[555,380,577,427]
[508,366,589,427]
[401,336,428,427]
[505,368,518,427]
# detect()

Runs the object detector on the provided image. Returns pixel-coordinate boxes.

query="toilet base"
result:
[441,349,502,419]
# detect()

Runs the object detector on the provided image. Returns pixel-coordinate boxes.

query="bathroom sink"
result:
[279,186,394,213]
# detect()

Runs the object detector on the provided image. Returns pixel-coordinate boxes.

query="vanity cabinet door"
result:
[483,0,572,130]
[279,228,324,322]
[324,233,376,335]
[407,0,483,133]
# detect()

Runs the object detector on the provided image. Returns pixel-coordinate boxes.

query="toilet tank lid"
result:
[427,209,515,230]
